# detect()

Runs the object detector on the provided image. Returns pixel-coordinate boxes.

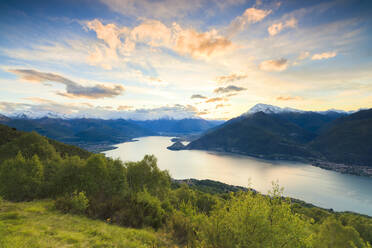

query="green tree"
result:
[55,155,85,195]
[126,155,171,198]
[0,153,44,201]
[313,217,370,248]
[81,154,109,197]
[196,187,312,248]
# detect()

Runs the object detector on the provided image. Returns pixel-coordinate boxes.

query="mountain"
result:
[243,103,304,115]
[187,111,318,160]
[310,109,372,166]
[0,117,154,151]
[0,114,10,122]
[186,104,372,168]
[0,124,91,161]
[244,103,352,116]
[0,115,222,152]
[131,118,223,135]
[272,111,347,134]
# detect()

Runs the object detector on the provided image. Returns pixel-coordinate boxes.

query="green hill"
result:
[311,109,372,166]
[0,124,90,162]
[187,109,372,167]
[187,112,318,160]
[0,199,173,248]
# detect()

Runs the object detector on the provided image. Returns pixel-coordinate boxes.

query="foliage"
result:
[196,187,313,248]
[0,153,43,201]
[113,191,166,229]
[55,191,89,215]
[126,155,171,199]
[312,217,370,248]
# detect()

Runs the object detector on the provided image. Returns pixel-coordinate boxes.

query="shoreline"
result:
[173,178,372,218]
[178,146,372,178]
[102,136,372,178]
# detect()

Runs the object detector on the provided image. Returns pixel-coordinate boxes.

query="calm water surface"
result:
[104,136,372,216]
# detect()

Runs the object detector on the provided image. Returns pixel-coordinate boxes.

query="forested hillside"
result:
[0,126,371,247]
[311,109,372,166]
[187,109,372,167]
[0,117,221,152]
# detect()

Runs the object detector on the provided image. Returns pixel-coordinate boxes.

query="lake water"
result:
[104,136,372,216]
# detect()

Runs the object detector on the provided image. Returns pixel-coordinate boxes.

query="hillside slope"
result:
[311,109,372,166]
[0,199,173,248]
[187,112,318,160]
[0,124,91,161]
[0,118,154,152]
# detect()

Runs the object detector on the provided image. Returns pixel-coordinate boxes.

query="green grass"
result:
[0,199,177,248]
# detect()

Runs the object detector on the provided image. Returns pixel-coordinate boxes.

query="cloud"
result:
[206,97,228,103]
[216,73,247,84]
[268,17,297,36]
[259,58,288,71]
[311,51,337,60]
[197,110,209,115]
[214,85,246,94]
[117,105,133,110]
[191,94,207,99]
[0,100,199,120]
[9,69,124,99]
[227,8,272,36]
[276,96,303,101]
[85,19,234,64]
[172,24,233,59]
[298,51,310,60]
[215,103,230,109]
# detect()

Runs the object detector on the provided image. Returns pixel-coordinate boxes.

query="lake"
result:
[104,136,372,216]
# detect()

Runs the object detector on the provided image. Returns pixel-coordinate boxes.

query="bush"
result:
[196,189,312,248]
[55,191,89,215]
[113,190,166,229]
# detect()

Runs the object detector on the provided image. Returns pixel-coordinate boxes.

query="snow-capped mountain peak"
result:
[8,111,70,120]
[241,103,356,117]
[243,103,304,116]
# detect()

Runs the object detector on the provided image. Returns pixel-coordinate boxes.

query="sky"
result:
[0,0,371,120]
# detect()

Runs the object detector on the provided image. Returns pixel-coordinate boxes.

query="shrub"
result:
[113,190,166,229]
[196,189,312,248]
[55,191,89,215]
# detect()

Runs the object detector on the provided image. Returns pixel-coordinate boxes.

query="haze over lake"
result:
[104,136,372,216]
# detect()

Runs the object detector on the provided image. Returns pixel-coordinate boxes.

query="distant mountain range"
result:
[2,103,371,171]
[185,104,372,169]
[243,103,356,115]
[0,116,222,152]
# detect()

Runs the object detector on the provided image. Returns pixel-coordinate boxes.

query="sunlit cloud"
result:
[117,105,133,110]
[268,17,297,36]
[8,69,124,99]
[276,96,303,101]
[85,19,234,66]
[214,85,246,94]
[206,97,228,103]
[215,103,230,109]
[259,58,288,71]
[226,7,272,36]
[311,51,337,60]
[298,51,310,60]
[216,73,247,84]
